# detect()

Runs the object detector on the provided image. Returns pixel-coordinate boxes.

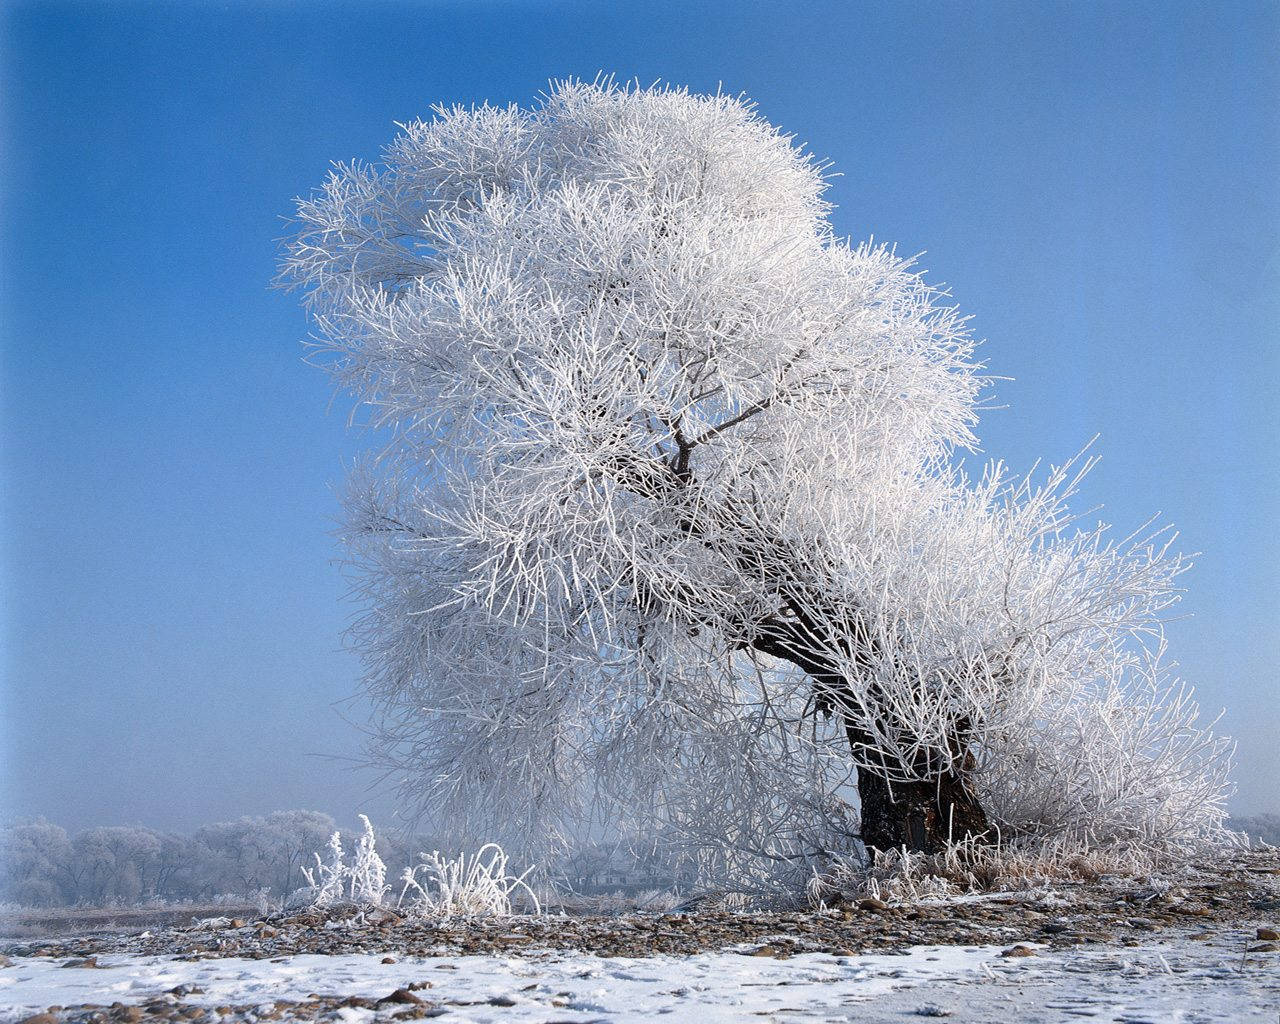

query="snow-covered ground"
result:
[6,944,992,1021]
[2,936,1276,1023]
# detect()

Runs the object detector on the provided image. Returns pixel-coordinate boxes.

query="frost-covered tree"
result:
[280,80,1233,881]
[70,827,163,904]
[0,819,72,906]
[193,811,337,898]
[0,813,394,907]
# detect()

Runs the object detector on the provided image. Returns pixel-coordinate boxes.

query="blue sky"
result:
[2,0,1276,830]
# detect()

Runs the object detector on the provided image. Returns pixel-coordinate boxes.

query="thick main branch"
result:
[610,447,989,853]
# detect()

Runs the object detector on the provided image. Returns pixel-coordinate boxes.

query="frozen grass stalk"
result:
[303,820,538,919]
[398,843,541,919]
[301,816,389,909]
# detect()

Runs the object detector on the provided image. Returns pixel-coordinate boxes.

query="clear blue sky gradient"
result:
[2,1,1276,830]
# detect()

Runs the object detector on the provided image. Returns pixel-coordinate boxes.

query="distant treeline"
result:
[1230,814,1280,847]
[0,812,444,908]
[5,812,1273,909]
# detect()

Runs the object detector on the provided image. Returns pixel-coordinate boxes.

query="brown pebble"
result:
[1257,927,1279,941]
[379,988,424,1005]
[1248,942,1278,953]
[382,956,397,964]
[858,898,891,912]
[1000,944,1038,957]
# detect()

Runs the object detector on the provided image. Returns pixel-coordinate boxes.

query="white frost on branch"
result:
[280,78,1233,888]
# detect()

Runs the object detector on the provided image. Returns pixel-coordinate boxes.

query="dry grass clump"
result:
[805,832,1231,908]
[301,818,540,920]
[398,843,541,919]
[301,815,389,909]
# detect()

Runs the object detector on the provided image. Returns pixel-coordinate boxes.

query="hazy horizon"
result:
[2,0,1276,832]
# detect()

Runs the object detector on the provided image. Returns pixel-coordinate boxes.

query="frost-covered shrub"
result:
[807,851,954,907]
[805,827,1248,907]
[301,815,389,908]
[398,843,539,919]
[299,820,538,919]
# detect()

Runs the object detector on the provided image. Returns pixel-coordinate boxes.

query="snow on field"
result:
[1,938,1276,1023]
[0,944,1001,1021]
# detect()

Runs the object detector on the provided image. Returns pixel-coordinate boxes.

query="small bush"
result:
[398,843,540,919]
[301,818,539,920]
[301,815,389,908]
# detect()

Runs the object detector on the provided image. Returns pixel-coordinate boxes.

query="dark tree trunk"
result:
[750,622,989,856]
[854,760,988,855]
[614,451,992,856]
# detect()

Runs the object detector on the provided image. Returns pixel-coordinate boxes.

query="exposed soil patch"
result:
[1,908,262,943]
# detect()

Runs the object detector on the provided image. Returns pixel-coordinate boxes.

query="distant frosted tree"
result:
[191,812,334,897]
[0,813,375,908]
[280,80,1233,881]
[0,819,71,906]
[258,810,339,896]
[70,827,163,904]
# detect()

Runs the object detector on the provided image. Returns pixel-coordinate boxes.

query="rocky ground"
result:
[2,849,1277,1023]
